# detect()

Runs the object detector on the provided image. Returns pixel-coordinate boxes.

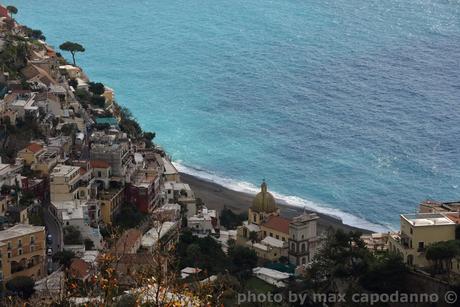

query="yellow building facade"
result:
[99,186,124,225]
[0,224,46,285]
[388,213,457,270]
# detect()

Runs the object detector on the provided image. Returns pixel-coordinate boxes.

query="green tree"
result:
[52,250,76,268]
[360,253,408,293]
[6,5,18,19]
[59,41,85,66]
[116,294,137,307]
[143,131,156,148]
[114,203,146,229]
[89,82,105,96]
[63,225,83,245]
[6,276,35,299]
[309,229,372,290]
[91,95,106,108]
[426,240,460,274]
[220,206,246,230]
[228,245,258,278]
[185,243,201,264]
[84,238,95,250]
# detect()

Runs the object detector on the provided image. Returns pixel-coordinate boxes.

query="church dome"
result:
[251,181,277,213]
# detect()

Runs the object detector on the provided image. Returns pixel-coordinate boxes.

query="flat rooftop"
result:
[51,164,80,177]
[0,224,45,241]
[402,213,455,226]
[162,157,178,175]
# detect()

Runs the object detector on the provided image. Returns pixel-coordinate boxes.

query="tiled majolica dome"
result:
[251,181,277,213]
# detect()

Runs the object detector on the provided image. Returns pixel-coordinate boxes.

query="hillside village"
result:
[0,4,460,307]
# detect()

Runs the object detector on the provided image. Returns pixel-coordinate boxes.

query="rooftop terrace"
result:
[402,213,455,226]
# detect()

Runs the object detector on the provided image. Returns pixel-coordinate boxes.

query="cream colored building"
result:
[50,164,94,202]
[388,213,457,269]
[237,181,319,265]
[249,236,288,261]
[0,224,46,285]
[31,150,59,176]
[17,143,45,166]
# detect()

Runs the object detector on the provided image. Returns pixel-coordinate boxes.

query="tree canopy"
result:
[6,5,18,18]
[63,225,83,245]
[59,41,85,66]
[6,276,35,299]
[220,206,247,230]
[53,250,76,269]
[426,240,460,274]
[89,82,105,96]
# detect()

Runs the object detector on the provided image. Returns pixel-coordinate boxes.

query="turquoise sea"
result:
[13,0,460,230]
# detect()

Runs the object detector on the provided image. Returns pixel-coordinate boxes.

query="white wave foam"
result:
[173,161,390,232]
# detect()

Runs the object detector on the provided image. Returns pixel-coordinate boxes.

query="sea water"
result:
[14,0,460,231]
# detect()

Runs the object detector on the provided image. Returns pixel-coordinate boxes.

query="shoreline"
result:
[180,172,373,234]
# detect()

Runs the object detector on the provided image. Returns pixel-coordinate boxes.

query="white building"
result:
[52,200,103,249]
[50,164,94,202]
[187,207,218,235]
[0,162,22,188]
[10,92,39,119]
[252,267,291,288]
[141,221,178,252]
[153,203,181,221]
[163,181,196,217]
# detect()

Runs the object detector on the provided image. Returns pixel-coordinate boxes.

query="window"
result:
[418,242,425,250]
[7,242,11,249]
[263,231,267,237]
[18,239,22,247]
[276,235,279,240]
[98,171,102,177]
[282,237,285,242]
[18,248,23,256]
[270,232,273,237]
[7,252,11,259]
[30,245,35,252]
[410,228,413,234]
[30,235,35,244]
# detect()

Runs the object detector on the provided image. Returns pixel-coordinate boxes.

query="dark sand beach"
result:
[180,173,372,234]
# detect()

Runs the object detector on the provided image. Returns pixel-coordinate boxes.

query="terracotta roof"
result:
[114,229,142,254]
[261,216,291,234]
[446,214,460,224]
[26,143,44,154]
[21,64,57,86]
[90,160,110,169]
[69,258,90,279]
[118,253,152,265]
